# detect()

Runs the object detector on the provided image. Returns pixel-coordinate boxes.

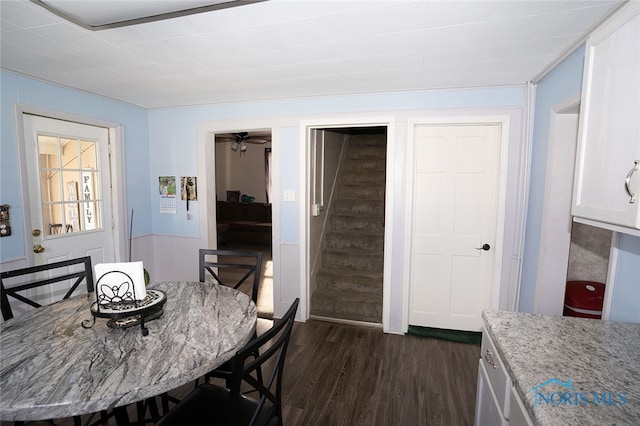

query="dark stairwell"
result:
[310,132,386,324]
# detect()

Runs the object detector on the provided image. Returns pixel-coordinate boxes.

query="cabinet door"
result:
[475,360,508,426]
[509,386,534,426]
[480,332,511,416]
[573,3,640,229]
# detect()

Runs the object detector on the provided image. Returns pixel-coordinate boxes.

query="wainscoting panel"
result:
[146,234,202,283]
[276,242,300,319]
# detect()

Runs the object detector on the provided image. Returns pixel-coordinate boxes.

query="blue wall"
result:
[2,69,525,263]
[276,127,300,243]
[0,70,150,261]
[519,47,587,312]
[520,47,640,321]
[146,86,525,239]
[609,235,640,323]
[3,66,636,321]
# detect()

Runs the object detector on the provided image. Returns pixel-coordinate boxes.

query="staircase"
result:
[310,134,386,324]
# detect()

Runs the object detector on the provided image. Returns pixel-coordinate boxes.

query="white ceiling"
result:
[0,0,624,109]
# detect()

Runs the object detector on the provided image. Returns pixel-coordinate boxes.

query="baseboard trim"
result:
[309,315,383,330]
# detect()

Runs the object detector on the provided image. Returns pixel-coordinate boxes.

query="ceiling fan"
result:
[217,132,270,153]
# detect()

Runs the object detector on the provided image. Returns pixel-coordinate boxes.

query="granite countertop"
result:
[482,310,640,425]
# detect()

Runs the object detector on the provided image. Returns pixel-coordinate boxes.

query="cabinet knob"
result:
[624,160,639,204]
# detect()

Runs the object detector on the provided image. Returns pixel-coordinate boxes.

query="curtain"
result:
[265,147,272,203]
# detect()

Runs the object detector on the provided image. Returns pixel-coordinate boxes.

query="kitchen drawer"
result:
[480,332,511,417]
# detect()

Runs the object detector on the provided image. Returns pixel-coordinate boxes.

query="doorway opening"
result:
[307,126,387,326]
[214,130,274,319]
[534,97,612,318]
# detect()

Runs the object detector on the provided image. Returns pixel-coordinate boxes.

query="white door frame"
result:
[196,118,282,313]
[14,104,127,265]
[299,116,396,330]
[533,93,620,320]
[197,117,297,247]
[403,115,511,332]
[533,94,580,315]
[197,122,276,249]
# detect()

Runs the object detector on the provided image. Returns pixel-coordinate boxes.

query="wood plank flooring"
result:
[280,320,480,426]
[2,319,480,426]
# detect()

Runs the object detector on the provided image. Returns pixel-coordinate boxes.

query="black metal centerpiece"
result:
[82,270,166,336]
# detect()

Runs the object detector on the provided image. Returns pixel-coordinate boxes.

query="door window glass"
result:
[37,134,102,236]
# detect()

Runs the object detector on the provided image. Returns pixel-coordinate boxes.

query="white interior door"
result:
[408,124,501,331]
[23,115,115,303]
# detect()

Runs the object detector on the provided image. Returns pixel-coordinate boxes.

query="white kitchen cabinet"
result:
[508,386,534,426]
[572,2,640,231]
[474,333,510,426]
[475,332,536,426]
[475,360,508,426]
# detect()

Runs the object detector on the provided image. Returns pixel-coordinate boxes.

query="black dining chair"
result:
[156,248,266,416]
[1,256,94,426]
[199,248,264,384]
[0,256,94,321]
[199,248,264,304]
[156,298,299,426]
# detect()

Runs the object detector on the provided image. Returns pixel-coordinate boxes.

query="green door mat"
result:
[407,325,481,345]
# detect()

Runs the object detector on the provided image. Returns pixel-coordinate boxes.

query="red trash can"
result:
[563,280,605,319]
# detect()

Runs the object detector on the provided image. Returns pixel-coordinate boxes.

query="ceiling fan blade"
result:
[216,132,270,144]
[245,138,268,144]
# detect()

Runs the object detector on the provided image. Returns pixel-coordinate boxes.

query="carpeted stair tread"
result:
[330,215,384,232]
[325,232,383,252]
[348,135,386,146]
[311,288,382,323]
[345,145,386,160]
[338,184,385,199]
[322,250,384,272]
[333,200,385,216]
[340,171,386,185]
[316,269,382,294]
[342,158,386,172]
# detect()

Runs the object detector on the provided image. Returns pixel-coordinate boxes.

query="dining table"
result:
[0,280,257,422]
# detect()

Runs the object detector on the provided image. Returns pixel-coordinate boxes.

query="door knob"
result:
[476,243,491,251]
[33,244,45,253]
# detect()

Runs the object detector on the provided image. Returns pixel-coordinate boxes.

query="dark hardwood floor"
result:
[160,319,480,425]
[280,320,480,426]
[3,320,480,426]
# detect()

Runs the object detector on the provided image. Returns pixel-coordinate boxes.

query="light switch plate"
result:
[283,190,295,202]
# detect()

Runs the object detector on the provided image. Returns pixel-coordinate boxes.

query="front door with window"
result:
[23,115,116,291]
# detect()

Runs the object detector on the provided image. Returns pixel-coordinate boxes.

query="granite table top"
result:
[0,281,257,421]
[483,310,640,426]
